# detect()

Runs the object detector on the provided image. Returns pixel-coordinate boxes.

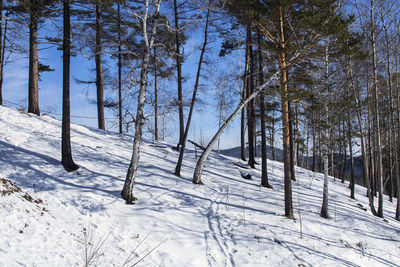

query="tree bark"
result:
[312,119,316,172]
[0,0,3,106]
[320,37,330,219]
[271,110,276,161]
[341,120,347,183]
[241,22,252,162]
[382,13,394,202]
[121,0,161,204]
[320,113,329,219]
[348,116,355,199]
[174,0,184,150]
[289,102,295,181]
[370,0,384,217]
[118,0,123,134]
[174,5,210,177]
[240,102,247,161]
[95,0,105,130]
[28,0,40,115]
[62,0,79,172]
[154,46,159,141]
[247,30,256,168]
[0,18,6,106]
[351,55,377,215]
[278,5,294,219]
[192,70,281,185]
[258,30,271,188]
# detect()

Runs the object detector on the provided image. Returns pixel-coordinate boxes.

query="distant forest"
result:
[0,0,399,221]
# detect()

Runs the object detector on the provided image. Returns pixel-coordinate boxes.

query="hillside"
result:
[0,105,399,266]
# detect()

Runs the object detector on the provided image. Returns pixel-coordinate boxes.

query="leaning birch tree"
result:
[121,0,162,204]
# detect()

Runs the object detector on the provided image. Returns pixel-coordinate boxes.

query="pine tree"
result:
[14,0,56,115]
[61,0,78,172]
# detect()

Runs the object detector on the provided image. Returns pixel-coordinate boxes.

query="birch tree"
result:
[121,0,162,204]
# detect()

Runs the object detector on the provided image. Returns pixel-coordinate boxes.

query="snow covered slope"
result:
[0,105,399,266]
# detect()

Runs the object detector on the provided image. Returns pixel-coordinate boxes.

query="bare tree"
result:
[121,0,162,204]
[174,0,211,177]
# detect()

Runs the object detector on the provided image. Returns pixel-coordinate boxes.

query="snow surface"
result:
[0,105,399,267]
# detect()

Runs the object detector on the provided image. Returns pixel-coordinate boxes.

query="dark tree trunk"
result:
[247,31,256,169]
[241,22,252,162]
[174,0,184,150]
[295,103,299,166]
[240,106,247,161]
[258,31,271,188]
[289,102,295,181]
[271,111,276,161]
[342,120,347,183]
[350,55,377,215]
[174,6,210,177]
[312,120,316,172]
[0,18,6,106]
[95,0,105,130]
[154,46,159,141]
[348,117,355,199]
[28,0,40,115]
[61,0,79,172]
[370,0,383,217]
[118,1,123,134]
[0,0,3,106]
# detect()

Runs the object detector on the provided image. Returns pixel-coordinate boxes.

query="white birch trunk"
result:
[121,0,161,203]
[192,70,280,184]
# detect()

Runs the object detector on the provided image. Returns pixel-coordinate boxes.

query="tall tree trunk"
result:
[320,37,330,219]
[348,116,355,199]
[241,22,252,162]
[367,63,376,197]
[278,5,294,219]
[174,6,210,177]
[305,123,310,169]
[370,0,384,217]
[293,102,300,166]
[118,0,123,134]
[174,0,184,150]
[154,46,159,141]
[395,27,400,220]
[289,102,295,181]
[28,0,40,115]
[192,70,281,185]
[0,0,3,106]
[271,110,276,161]
[121,0,160,204]
[312,119,316,172]
[320,111,330,219]
[396,76,400,220]
[258,30,271,188]
[0,19,5,105]
[95,0,105,130]
[62,0,79,172]
[382,14,394,202]
[329,128,334,177]
[350,54,377,215]
[240,101,247,161]
[341,120,347,183]
[247,33,256,169]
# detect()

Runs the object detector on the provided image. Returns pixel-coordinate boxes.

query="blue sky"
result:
[1,12,244,150]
